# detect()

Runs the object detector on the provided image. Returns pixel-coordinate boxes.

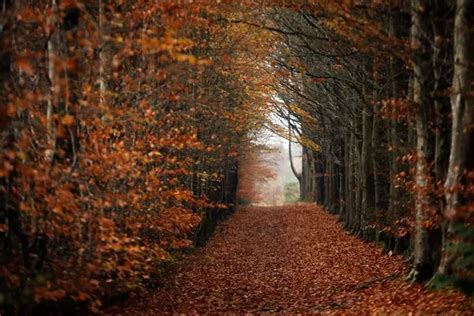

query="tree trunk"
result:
[289,128,303,199]
[436,0,474,278]
[431,0,453,184]
[99,0,111,108]
[409,0,439,282]
[348,124,357,230]
[311,151,318,203]
[344,129,351,224]
[353,114,362,234]
[361,96,375,234]
[340,137,347,216]
[388,11,405,224]
[46,0,60,164]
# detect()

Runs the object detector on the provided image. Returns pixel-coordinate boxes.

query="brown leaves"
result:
[1,1,285,312]
[34,288,67,303]
[107,205,473,315]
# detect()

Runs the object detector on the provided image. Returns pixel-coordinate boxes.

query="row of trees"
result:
[1,0,472,312]
[260,0,472,286]
[0,1,271,312]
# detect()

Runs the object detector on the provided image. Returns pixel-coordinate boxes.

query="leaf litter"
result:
[106,204,473,315]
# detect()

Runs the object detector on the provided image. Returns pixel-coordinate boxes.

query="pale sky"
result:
[256,130,302,205]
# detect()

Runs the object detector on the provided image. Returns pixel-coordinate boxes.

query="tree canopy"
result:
[0,0,473,313]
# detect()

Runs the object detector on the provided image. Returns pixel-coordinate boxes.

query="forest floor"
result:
[106,204,473,315]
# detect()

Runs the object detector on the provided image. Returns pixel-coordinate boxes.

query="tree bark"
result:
[361,95,375,234]
[99,0,112,108]
[348,123,358,231]
[46,0,60,164]
[388,11,405,224]
[344,128,351,224]
[289,127,303,199]
[353,114,362,234]
[436,0,474,277]
[409,0,439,281]
[431,0,453,184]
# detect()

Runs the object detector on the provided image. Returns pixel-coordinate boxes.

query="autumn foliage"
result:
[0,1,266,312]
[0,0,473,314]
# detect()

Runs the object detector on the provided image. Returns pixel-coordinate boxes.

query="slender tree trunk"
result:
[289,127,303,199]
[361,96,375,235]
[388,12,404,224]
[348,125,357,230]
[46,0,60,164]
[341,136,347,216]
[353,114,362,234]
[337,158,343,215]
[99,0,111,108]
[330,157,336,213]
[344,129,351,224]
[311,151,318,203]
[324,153,329,208]
[307,150,315,201]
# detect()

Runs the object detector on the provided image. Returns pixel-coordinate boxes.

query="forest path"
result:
[108,204,471,314]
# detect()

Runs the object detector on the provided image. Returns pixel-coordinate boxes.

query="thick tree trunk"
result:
[431,0,453,184]
[409,0,440,281]
[436,0,474,278]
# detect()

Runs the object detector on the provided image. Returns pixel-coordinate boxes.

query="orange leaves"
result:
[176,54,197,65]
[98,217,115,230]
[52,205,63,215]
[34,288,67,303]
[1,1,258,311]
[138,32,195,61]
[0,160,15,178]
[380,98,415,122]
[172,189,193,202]
[17,6,41,23]
[237,142,277,204]
[0,223,9,233]
[72,292,91,302]
[59,0,79,11]
[147,207,200,251]
[61,114,75,126]
[222,54,232,64]
[16,57,35,76]
[109,205,473,314]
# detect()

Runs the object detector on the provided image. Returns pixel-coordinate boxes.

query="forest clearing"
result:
[0,0,473,315]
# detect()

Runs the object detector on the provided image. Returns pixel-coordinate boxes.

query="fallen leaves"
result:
[106,204,474,314]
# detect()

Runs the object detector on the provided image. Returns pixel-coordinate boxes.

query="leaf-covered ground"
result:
[107,205,473,314]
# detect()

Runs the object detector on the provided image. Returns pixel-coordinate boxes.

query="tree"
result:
[435,0,474,285]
